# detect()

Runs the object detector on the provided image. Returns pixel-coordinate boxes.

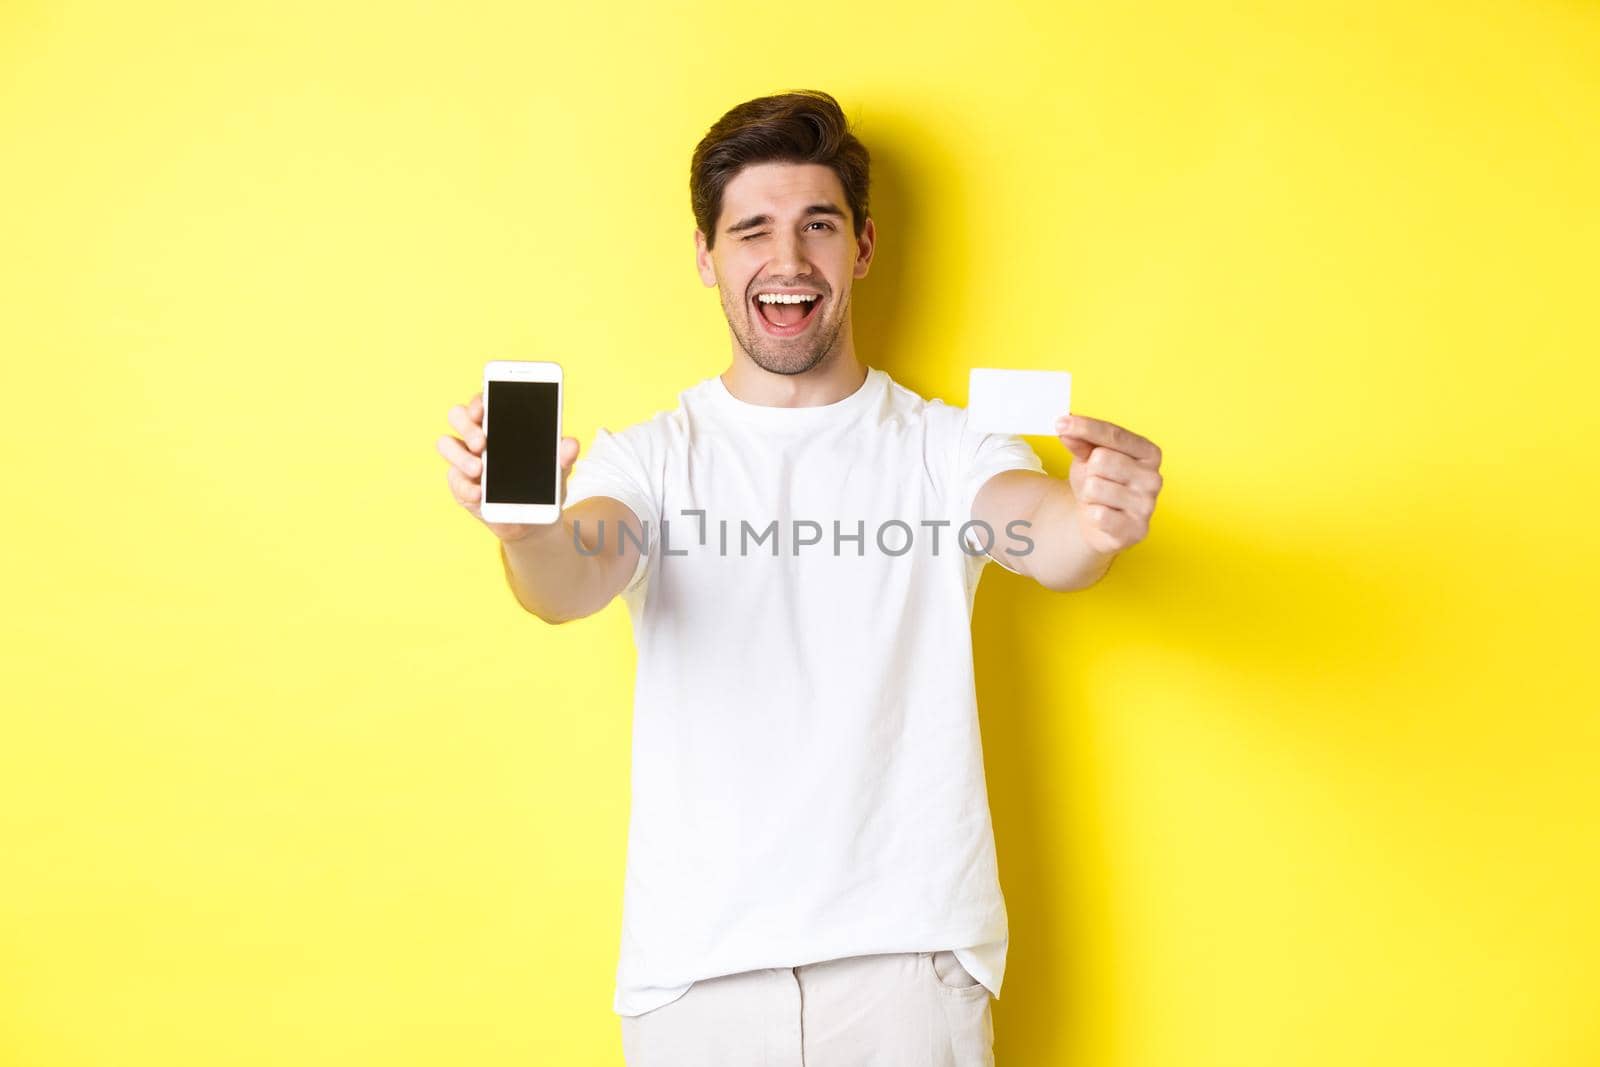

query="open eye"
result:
[807,221,835,232]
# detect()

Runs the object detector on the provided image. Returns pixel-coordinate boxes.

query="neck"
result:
[721,327,867,409]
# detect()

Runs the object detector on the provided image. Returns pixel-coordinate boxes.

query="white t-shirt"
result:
[560,364,1046,1017]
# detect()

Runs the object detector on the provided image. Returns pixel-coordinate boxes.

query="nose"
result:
[770,228,810,280]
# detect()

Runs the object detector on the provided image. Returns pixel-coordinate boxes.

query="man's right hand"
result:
[437,391,581,544]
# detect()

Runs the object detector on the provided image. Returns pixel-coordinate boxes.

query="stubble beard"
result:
[726,286,850,377]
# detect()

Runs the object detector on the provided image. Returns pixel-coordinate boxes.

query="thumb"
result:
[557,436,581,508]
[1058,434,1093,464]
[557,435,581,472]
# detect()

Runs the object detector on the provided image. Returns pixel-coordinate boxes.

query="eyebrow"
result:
[724,202,847,235]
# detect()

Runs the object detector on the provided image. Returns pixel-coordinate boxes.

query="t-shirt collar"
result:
[707,365,884,429]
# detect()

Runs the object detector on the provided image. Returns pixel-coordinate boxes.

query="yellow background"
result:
[3,1,1596,1063]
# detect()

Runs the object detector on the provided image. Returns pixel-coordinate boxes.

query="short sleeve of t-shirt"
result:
[562,424,661,597]
[954,410,1046,566]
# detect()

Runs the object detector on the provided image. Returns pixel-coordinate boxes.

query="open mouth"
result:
[753,291,822,336]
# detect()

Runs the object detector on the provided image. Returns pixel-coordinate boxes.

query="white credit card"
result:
[967,368,1072,435]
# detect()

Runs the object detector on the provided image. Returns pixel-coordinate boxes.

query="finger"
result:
[469,392,483,421]
[1082,501,1146,546]
[446,466,481,508]
[451,403,486,453]
[1078,474,1150,517]
[448,404,486,453]
[1083,446,1164,493]
[436,435,483,479]
[1054,414,1161,468]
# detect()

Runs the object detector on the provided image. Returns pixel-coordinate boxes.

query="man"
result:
[436,89,1163,1065]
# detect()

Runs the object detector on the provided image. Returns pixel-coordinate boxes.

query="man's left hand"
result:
[1053,414,1164,555]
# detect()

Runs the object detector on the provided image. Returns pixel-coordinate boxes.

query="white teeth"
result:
[756,293,820,304]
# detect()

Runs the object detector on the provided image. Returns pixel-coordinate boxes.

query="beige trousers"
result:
[619,949,995,1066]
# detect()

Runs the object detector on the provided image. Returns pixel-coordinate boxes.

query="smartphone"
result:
[480,360,562,525]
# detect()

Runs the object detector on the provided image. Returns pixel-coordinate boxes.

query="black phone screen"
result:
[484,379,559,505]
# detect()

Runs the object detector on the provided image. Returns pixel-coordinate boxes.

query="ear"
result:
[694,229,717,288]
[853,216,876,280]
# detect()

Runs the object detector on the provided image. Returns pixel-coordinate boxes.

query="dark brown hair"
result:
[690,89,871,251]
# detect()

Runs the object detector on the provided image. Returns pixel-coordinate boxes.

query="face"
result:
[696,162,875,376]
